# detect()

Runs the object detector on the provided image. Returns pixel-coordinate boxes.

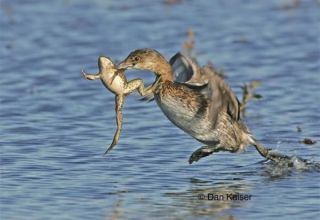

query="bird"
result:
[82,56,158,154]
[117,48,287,164]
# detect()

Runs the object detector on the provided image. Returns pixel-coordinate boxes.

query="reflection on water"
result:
[1,0,320,219]
[108,198,123,220]
[166,179,250,219]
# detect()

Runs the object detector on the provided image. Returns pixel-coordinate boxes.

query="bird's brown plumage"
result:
[118,49,282,163]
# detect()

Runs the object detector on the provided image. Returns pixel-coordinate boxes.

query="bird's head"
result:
[118,49,173,81]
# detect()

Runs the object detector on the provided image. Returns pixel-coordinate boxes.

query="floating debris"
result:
[232,36,250,44]
[296,125,302,132]
[300,138,317,145]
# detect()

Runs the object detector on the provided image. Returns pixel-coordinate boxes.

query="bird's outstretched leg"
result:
[82,69,101,80]
[189,145,224,164]
[105,95,124,154]
[252,140,294,164]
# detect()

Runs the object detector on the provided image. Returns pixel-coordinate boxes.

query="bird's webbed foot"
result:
[189,145,222,164]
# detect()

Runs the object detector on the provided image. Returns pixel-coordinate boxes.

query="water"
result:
[1,0,320,219]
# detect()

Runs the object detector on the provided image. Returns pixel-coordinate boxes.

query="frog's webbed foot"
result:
[189,145,223,164]
[104,140,117,155]
[139,93,155,102]
[81,69,100,80]
[139,97,155,102]
[104,95,124,155]
[139,76,161,102]
[104,132,121,155]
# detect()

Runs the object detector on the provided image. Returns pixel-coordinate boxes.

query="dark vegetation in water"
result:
[295,126,317,145]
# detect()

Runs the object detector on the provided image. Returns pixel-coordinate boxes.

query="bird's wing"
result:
[205,70,241,121]
[169,52,200,83]
[172,53,241,122]
[181,82,210,98]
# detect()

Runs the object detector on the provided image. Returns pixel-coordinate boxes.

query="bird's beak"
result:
[117,61,133,70]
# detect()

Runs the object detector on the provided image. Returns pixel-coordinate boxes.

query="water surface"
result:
[1,0,319,219]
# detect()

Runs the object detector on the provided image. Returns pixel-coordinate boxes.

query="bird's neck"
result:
[153,59,173,82]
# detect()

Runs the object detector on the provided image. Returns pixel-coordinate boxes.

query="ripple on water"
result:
[1,0,320,220]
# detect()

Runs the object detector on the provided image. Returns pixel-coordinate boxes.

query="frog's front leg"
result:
[82,69,101,80]
[104,95,124,154]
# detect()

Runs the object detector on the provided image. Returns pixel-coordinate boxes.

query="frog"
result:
[82,56,160,154]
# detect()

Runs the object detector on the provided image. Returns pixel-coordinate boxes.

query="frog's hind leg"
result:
[105,95,124,154]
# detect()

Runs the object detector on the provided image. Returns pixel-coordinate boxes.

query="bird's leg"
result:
[105,95,124,154]
[82,69,100,80]
[189,145,223,164]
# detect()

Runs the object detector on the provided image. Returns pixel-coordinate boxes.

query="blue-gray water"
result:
[1,0,320,219]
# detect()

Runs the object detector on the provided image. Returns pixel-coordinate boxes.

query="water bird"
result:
[82,56,158,154]
[117,49,283,164]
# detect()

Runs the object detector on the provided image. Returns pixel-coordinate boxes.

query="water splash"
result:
[264,151,320,177]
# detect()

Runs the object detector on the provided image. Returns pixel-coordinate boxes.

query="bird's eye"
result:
[133,56,140,62]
